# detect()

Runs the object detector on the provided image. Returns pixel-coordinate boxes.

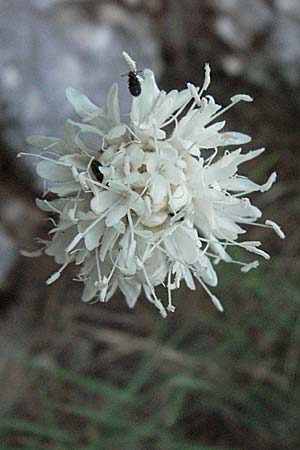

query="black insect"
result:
[91,160,103,183]
[127,70,142,97]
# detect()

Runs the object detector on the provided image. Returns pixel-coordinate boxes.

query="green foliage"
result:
[1,259,299,450]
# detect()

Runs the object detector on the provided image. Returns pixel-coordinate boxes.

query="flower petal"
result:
[66,87,103,120]
[118,278,141,308]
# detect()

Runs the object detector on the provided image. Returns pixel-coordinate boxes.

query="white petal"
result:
[26,135,66,152]
[66,87,103,120]
[99,228,119,261]
[75,249,88,265]
[81,221,105,251]
[105,279,119,301]
[197,254,218,287]
[66,119,104,139]
[144,249,168,286]
[220,131,251,146]
[113,220,126,234]
[219,177,262,192]
[107,83,121,125]
[173,88,191,111]
[164,225,199,265]
[20,248,44,257]
[35,198,67,212]
[214,215,246,240]
[144,152,159,174]
[260,172,276,192]
[149,174,168,209]
[48,182,79,196]
[151,90,179,125]
[127,144,144,170]
[205,148,265,184]
[45,226,77,263]
[160,145,178,160]
[118,278,141,308]
[65,233,83,254]
[131,196,145,216]
[105,203,128,227]
[90,191,120,214]
[36,160,73,182]
[81,268,98,302]
[60,154,88,170]
[141,211,168,227]
[105,124,126,140]
[135,228,153,239]
[130,69,160,124]
[183,266,196,290]
[163,163,185,185]
[171,184,190,211]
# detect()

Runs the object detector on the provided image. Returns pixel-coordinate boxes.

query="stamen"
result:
[95,247,102,285]
[17,152,67,167]
[244,245,270,260]
[42,200,63,215]
[265,220,285,239]
[107,252,121,284]
[218,231,270,260]
[167,268,176,312]
[136,257,167,318]
[46,258,73,285]
[161,95,194,129]
[126,210,137,266]
[241,260,260,272]
[200,63,211,95]
[66,199,122,253]
[80,175,121,195]
[48,223,74,235]
[208,94,253,123]
[44,217,57,227]
[122,51,137,72]
[78,172,90,192]
[205,147,218,166]
[194,273,224,312]
[166,115,179,143]
[125,124,142,143]
[187,83,202,107]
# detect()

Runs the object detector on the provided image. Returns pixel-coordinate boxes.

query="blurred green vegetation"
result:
[1,257,299,450]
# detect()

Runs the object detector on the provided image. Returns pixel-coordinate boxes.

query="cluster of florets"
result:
[22,52,284,317]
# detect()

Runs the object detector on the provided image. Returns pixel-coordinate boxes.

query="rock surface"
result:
[214,0,300,88]
[0,227,17,288]
[0,0,160,178]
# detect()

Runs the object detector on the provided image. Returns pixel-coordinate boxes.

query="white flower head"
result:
[22,51,284,317]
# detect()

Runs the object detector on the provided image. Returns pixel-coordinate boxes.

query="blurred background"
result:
[0,1,299,449]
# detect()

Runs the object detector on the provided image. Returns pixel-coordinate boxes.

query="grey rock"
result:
[245,16,300,89]
[275,0,300,20]
[0,1,160,183]
[214,0,273,50]
[0,227,18,287]
[214,0,300,91]
[269,16,300,66]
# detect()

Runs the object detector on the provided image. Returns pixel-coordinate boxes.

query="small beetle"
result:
[127,70,142,97]
[121,51,142,97]
[91,160,103,183]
